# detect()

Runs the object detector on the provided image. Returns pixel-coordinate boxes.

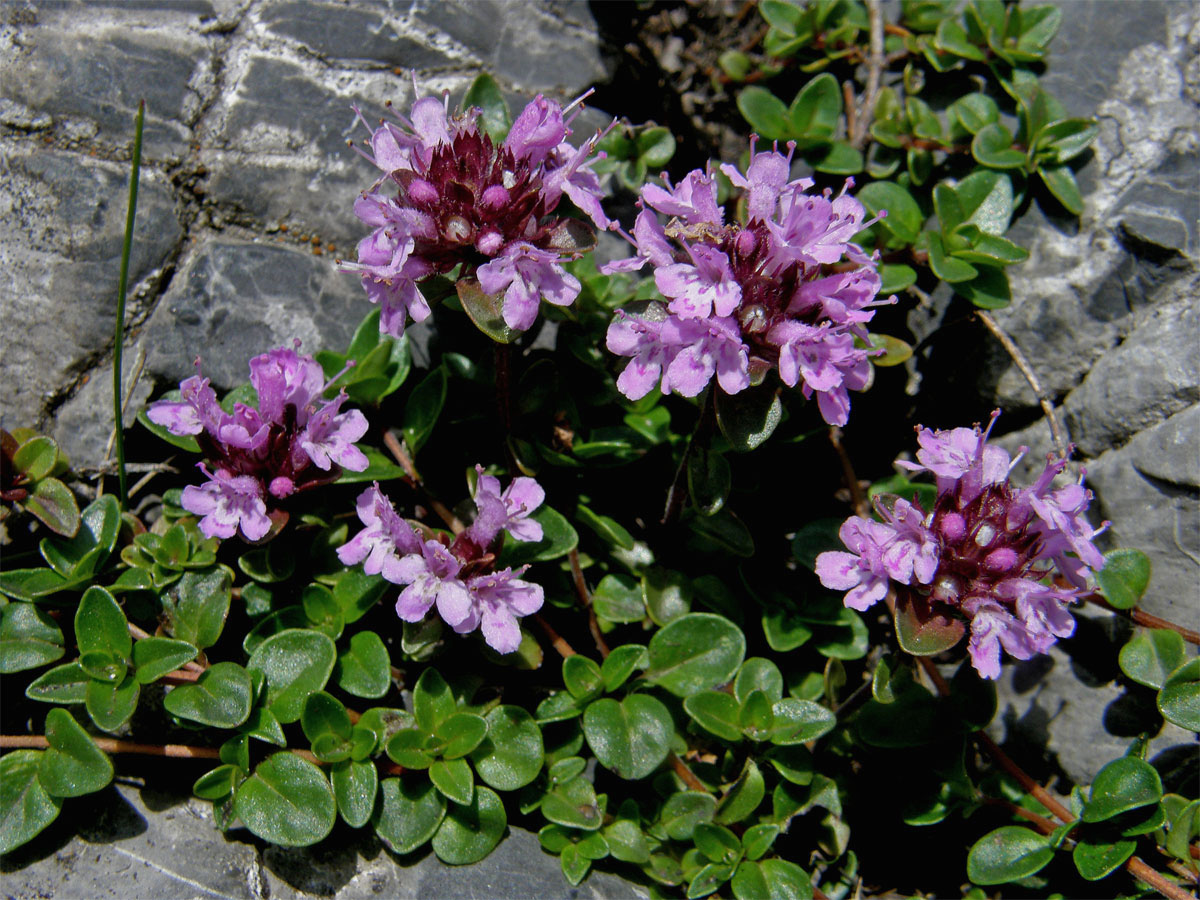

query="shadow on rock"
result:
[0,784,147,872]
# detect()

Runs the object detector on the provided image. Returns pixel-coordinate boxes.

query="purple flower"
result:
[147,344,371,542]
[467,568,545,654]
[345,85,612,337]
[603,138,886,428]
[181,466,272,542]
[818,412,1107,679]
[338,471,548,654]
[466,466,545,548]
[477,242,581,332]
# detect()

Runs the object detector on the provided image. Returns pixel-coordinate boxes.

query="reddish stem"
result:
[1083,592,1200,645]
[569,548,610,659]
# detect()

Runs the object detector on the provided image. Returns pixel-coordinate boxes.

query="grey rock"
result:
[0,780,649,900]
[0,147,182,429]
[50,355,154,471]
[989,609,1197,787]
[1064,286,1199,458]
[200,52,436,248]
[256,1,452,69]
[1086,424,1200,627]
[0,13,211,159]
[410,0,606,92]
[142,237,364,391]
[1131,403,1200,488]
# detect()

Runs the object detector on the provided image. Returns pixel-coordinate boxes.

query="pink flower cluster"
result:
[816,413,1108,678]
[147,345,369,541]
[344,82,611,337]
[338,467,546,654]
[603,140,891,426]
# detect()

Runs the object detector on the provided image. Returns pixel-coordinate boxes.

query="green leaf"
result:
[85,672,140,732]
[334,630,391,699]
[769,699,836,744]
[687,444,731,516]
[737,87,790,141]
[739,690,774,741]
[954,265,1011,310]
[689,863,735,898]
[436,712,488,760]
[735,658,784,705]
[247,629,337,724]
[934,17,986,59]
[731,860,769,900]
[788,73,841,142]
[758,858,813,899]
[924,231,978,283]
[645,613,746,697]
[164,661,254,728]
[1035,118,1098,164]
[856,182,923,244]
[695,822,743,865]
[37,708,114,798]
[715,386,783,452]
[22,478,82,537]
[811,141,863,175]
[1039,164,1084,215]
[592,574,645,624]
[741,823,780,862]
[331,568,389,625]
[583,694,673,780]
[661,791,717,841]
[955,170,1014,236]
[0,602,64,673]
[0,567,70,601]
[972,123,1025,169]
[470,705,544,791]
[301,583,343,640]
[636,126,677,167]
[685,691,743,742]
[894,592,966,655]
[25,661,90,704]
[639,567,691,627]
[1119,628,1187,690]
[715,758,765,824]
[0,750,62,854]
[75,586,130,663]
[575,503,635,549]
[301,691,352,744]
[131,637,197,684]
[967,825,1055,885]
[600,643,647,692]
[499,505,578,566]
[953,93,1000,134]
[193,764,240,801]
[234,753,336,847]
[1158,657,1200,731]
[13,436,59,480]
[563,654,604,703]
[1096,549,1151,611]
[430,757,475,805]
[541,773,603,830]
[761,608,814,652]
[40,494,118,575]
[954,232,1028,266]
[1166,799,1200,863]
[432,786,507,865]
[402,365,448,453]
[372,777,446,854]
[413,667,456,733]
[1072,837,1137,880]
[878,264,917,295]
[868,333,914,367]
[1082,756,1163,822]
[457,278,520,345]
[238,545,294,584]
[79,649,124,683]
[462,72,511,143]
[169,567,232,650]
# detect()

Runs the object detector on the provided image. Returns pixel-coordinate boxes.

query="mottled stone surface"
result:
[0,781,648,900]
[0,148,181,430]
